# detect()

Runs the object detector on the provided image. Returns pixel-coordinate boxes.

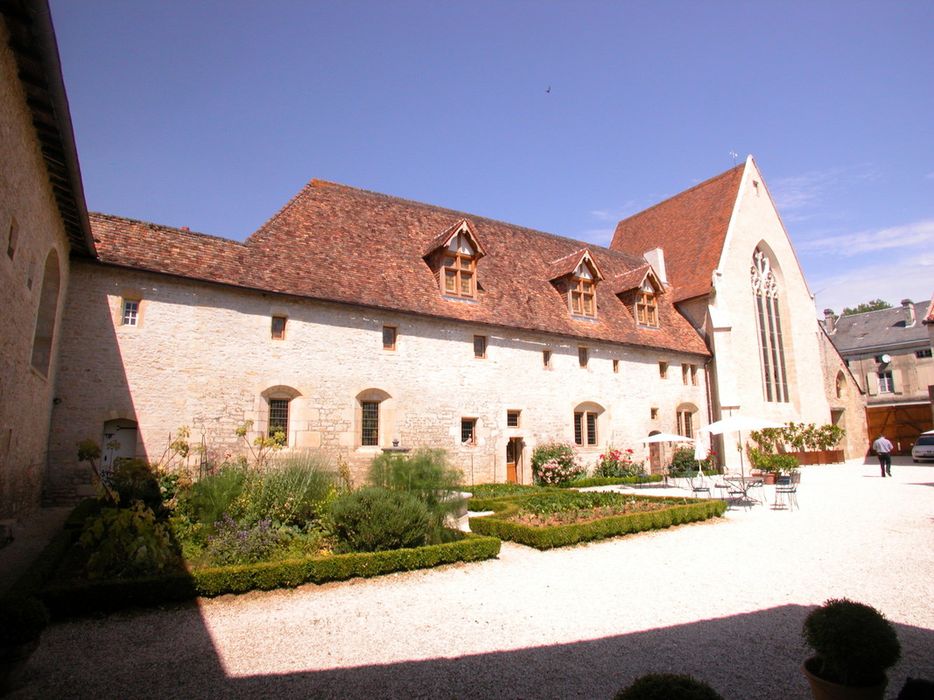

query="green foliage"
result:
[594,447,644,478]
[531,442,583,485]
[616,673,724,700]
[519,490,631,515]
[747,448,799,475]
[841,299,891,316]
[79,502,178,579]
[328,487,431,552]
[233,453,337,528]
[41,534,501,615]
[564,475,665,488]
[470,495,725,549]
[178,464,247,528]
[368,448,463,542]
[76,439,101,464]
[467,483,544,499]
[0,597,49,648]
[235,420,285,467]
[749,422,845,454]
[802,598,901,687]
[204,516,283,566]
[106,458,163,509]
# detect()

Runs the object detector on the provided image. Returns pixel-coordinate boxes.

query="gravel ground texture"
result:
[7,460,934,699]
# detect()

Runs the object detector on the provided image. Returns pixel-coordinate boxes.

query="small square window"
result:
[543,349,552,368]
[650,407,659,420]
[691,365,698,385]
[682,364,690,385]
[474,335,487,359]
[383,325,397,350]
[507,410,520,428]
[613,359,619,374]
[271,315,287,340]
[122,299,139,326]
[659,361,668,379]
[916,349,932,359]
[461,418,476,445]
[579,346,589,368]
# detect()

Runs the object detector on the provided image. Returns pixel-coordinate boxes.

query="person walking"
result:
[872,433,894,477]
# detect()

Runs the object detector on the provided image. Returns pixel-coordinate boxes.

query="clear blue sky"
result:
[51,0,933,315]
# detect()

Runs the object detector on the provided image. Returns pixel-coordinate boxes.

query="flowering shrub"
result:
[594,447,644,478]
[204,515,283,566]
[531,443,583,485]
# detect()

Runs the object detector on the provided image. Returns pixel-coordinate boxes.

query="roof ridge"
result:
[89,212,248,247]
[245,180,317,244]
[297,179,646,263]
[615,163,744,228]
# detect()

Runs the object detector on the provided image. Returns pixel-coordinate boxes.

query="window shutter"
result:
[866,372,878,396]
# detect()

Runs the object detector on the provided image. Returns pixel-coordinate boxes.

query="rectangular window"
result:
[613,359,619,373]
[636,291,658,327]
[878,371,895,393]
[507,410,520,428]
[6,220,16,259]
[682,364,690,385]
[382,325,397,350]
[677,410,694,439]
[651,407,659,420]
[543,349,552,368]
[271,315,287,340]
[586,412,597,445]
[461,418,476,445]
[659,361,668,378]
[122,299,139,326]
[916,349,932,359]
[691,365,698,385]
[474,335,487,359]
[570,279,596,318]
[579,346,589,368]
[361,401,379,446]
[574,411,597,446]
[268,398,289,438]
[574,412,583,445]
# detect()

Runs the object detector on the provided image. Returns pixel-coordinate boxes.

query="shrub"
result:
[594,447,644,478]
[204,516,283,566]
[616,673,724,700]
[368,448,463,542]
[329,487,431,552]
[467,483,543,499]
[79,502,178,579]
[178,464,247,528]
[802,598,901,687]
[565,475,664,488]
[233,452,337,528]
[531,443,583,485]
[105,458,162,510]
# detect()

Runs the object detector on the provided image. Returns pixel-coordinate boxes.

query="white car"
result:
[912,431,934,462]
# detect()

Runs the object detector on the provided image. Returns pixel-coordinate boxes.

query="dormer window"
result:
[424,220,486,301]
[636,281,659,327]
[569,263,596,318]
[442,232,477,298]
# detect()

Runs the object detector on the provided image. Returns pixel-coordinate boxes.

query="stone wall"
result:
[50,261,710,491]
[0,19,72,518]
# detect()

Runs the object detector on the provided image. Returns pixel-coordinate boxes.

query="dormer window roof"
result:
[612,264,664,328]
[548,249,603,320]
[424,219,485,300]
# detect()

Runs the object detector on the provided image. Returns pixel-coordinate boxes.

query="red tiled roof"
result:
[611,264,658,295]
[610,164,745,303]
[925,294,934,324]
[91,181,709,356]
[422,218,486,258]
[545,249,603,282]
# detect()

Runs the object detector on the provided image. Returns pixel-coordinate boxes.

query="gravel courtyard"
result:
[9,461,934,699]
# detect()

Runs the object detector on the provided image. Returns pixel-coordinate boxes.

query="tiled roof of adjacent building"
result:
[828,301,931,353]
[89,180,710,356]
[610,164,744,303]
[925,294,934,324]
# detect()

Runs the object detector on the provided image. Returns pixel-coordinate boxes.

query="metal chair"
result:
[773,474,799,510]
[689,475,711,498]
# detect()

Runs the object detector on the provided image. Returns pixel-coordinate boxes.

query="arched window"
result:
[676,403,699,439]
[573,401,604,447]
[835,371,846,400]
[31,249,61,377]
[750,247,789,403]
[261,385,301,443]
[356,389,391,447]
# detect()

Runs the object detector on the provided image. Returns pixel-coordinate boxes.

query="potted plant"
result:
[801,598,901,700]
[0,596,50,693]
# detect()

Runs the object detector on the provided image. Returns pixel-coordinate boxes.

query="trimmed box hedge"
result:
[40,531,501,617]
[469,495,725,550]
[564,474,665,488]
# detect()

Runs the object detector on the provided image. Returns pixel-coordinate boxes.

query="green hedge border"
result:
[564,475,665,488]
[40,531,501,617]
[469,495,725,550]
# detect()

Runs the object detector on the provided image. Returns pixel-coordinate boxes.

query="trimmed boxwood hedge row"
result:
[469,496,725,550]
[40,532,501,617]
[564,475,665,488]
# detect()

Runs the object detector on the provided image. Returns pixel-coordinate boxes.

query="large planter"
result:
[788,450,845,465]
[802,657,887,700]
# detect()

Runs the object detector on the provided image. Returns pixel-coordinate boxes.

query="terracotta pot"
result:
[802,657,887,700]
[763,472,776,485]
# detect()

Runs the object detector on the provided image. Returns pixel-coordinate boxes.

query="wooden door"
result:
[506,438,520,483]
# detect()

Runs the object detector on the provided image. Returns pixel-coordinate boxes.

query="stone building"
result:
[824,299,934,454]
[0,0,95,519]
[611,157,867,470]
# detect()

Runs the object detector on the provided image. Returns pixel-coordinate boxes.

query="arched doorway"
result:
[101,419,138,474]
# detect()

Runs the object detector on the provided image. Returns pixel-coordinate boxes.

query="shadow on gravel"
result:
[13,603,934,699]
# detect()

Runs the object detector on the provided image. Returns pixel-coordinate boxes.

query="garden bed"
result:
[469,491,725,550]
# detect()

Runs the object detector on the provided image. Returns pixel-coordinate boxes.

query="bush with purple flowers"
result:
[204,515,283,566]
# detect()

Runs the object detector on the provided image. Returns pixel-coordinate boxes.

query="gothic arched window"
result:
[750,247,789,403]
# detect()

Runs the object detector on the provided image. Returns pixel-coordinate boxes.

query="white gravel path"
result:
[9,461,934,699]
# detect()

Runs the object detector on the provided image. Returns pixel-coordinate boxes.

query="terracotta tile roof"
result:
[422,218,486,258]
[90,181,709,356]
[610,164,745,303]
[925,294,934,324]
[545,249,603,282]
[610,264,656,295]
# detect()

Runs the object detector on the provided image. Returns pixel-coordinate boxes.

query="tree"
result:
[841,299,891,316]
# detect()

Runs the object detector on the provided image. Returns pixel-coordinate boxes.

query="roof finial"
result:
[729,150,739,166]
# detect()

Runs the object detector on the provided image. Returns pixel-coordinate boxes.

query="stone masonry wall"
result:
[50,261,710,491]
[0,20,73,518]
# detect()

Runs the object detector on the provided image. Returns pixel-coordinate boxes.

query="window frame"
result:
[613,359,619,374]
[507,410,520,428]
[6,218,17,260]
[659,361,668,379]
[122,299,140,327]
[473,334,487,359]
[441,232,478,299]
[267,397,290,438]
[271,315,287,340]
[578,346,589,368]
[636,290,659,327]
[361,400,380,446]
[877,370,895,394]
[543,349,552,368]
[573,410,599,446]
[569,277,596,318]
[382,325,397,351]
[676,409,695,439]
[461,417,477,445]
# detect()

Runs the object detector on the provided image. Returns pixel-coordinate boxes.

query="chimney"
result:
[823,309,836,334]
[643,247,667,285]
[901,299,916,327]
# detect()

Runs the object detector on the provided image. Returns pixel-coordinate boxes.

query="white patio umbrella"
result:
[698,415,784,476]
[693,431,710,474]
[642,433,694,443]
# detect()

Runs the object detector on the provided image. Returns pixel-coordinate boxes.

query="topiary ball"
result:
[615,673,724,700]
